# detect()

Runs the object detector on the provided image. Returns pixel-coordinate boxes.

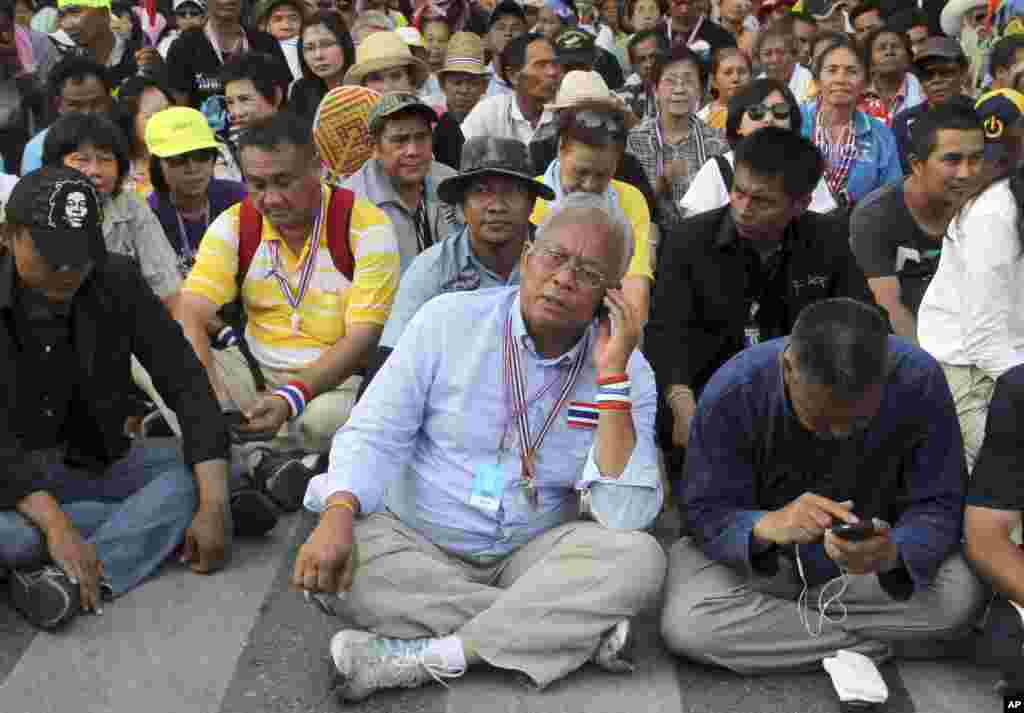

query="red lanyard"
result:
[502,307,588,507]
[814,117,857,204]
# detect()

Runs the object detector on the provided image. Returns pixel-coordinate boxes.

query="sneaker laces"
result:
[370,637,466,690]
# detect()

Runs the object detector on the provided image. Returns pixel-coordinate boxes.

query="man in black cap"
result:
[554,27,625,92]
[0,167,232,631]
[363,137,553,386]
[486,0,528,96]
[892,37,973,173]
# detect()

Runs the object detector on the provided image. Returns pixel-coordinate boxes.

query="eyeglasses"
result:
[164,149,218,167]
[745,102,791,121]
[660,74,699,91]
[176,8,204,17]
[528,243,608,289]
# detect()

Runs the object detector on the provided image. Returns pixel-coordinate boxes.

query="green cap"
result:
[367,92,438,134]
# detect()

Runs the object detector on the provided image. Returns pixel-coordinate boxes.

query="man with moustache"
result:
[645,129,876,503]
[343,93,457,274]
[851,103,985,341]
[363,137,553,385]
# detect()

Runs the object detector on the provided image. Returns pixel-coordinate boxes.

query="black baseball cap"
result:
[5,167,106,271]
[488,0,527,29]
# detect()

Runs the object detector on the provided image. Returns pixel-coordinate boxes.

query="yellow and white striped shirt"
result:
[183,185,400,371]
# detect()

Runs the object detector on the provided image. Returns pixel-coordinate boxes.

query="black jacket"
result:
[645,206,877,399]
[0,254,229,509]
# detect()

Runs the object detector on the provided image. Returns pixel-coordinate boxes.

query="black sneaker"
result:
[8,566,81,630]
[254,450,321,513]
[230,486,280,537]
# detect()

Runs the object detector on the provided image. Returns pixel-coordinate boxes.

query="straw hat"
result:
[438,31,488,76]
[343,31,431,87]
[545,70,638,129]
[313,86,382,181]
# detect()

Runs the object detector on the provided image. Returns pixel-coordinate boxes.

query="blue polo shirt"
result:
[685,336,966,592]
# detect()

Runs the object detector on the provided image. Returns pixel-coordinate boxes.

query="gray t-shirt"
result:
[850,181,941,316]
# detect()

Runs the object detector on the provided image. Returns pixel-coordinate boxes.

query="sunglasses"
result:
[745,102,791,121]
[164,149,218,167]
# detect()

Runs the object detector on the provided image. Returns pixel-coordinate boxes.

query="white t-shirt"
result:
[679,150,838,217]
[461,93,556,146]
[918,179,1024,378]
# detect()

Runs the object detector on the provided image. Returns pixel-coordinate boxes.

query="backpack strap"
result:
[237,197,263,287]
[324,186,355,281]
[714,154,734,192]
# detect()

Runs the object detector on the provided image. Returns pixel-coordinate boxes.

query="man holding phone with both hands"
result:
[660,298,986,676]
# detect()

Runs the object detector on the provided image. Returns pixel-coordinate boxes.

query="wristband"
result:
[324,500,356,516]
[597,379,631,410]
[211,325,239,350]
[597,373,629,386]
[596,401,632,411]
[273,383,307,420]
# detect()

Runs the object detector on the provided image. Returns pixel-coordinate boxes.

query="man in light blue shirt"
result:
[371,136,552,374]
[295,193,666,702]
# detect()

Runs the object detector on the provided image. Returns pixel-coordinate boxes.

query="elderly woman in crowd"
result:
[682,77,836,216]
[289,12,356,119]
[800,37,902,210]
[42,113,182,307]
[627,45,728,233]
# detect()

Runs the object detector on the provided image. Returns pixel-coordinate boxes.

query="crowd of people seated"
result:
[4,0,1024,706]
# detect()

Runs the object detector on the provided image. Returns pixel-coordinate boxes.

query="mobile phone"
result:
[830,522,877,542]
[224,410,277,444]
[594,302,610,322]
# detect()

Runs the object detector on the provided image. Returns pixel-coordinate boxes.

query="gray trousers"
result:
[660,538,986,674]
[335,513,667,688]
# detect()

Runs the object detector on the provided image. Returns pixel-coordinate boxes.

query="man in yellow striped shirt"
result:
[177,113,400,458]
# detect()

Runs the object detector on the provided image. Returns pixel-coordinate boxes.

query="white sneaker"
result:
[591,619,635,673]
[329,630,466,701]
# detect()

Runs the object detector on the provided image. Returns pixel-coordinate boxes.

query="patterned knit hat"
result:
[312,86,383,182]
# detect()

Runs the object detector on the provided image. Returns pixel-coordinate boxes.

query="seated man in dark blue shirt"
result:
[661,298,985,674]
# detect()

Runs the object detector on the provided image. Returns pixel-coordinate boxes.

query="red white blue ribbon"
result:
[267,187,328,333]
[503,306,588,506]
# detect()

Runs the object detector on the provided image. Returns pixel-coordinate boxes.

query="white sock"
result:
[426,635,467,671]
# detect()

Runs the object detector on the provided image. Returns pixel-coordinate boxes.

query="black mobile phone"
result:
[831,522,877,542]
[594,302,610,322]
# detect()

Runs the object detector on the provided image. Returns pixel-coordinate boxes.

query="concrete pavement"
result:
[0,509,1009,713]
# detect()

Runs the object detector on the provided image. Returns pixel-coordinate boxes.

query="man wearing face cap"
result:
[0,166,232,631]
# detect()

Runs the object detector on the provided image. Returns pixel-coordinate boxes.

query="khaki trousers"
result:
[660,538,986,674]
[336,513,667,689]
[210,346,360,453]
[940,363,996,473]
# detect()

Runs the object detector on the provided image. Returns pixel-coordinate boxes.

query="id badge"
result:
[744,326,760,348]
[469,461,505,515]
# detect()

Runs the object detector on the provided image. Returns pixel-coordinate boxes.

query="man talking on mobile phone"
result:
[660,298,985,675]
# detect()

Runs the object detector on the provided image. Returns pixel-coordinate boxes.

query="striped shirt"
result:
[183,185,400,371]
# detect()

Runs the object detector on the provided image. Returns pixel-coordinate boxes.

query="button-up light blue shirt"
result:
[379,225,522,349]
[305,287,663,562]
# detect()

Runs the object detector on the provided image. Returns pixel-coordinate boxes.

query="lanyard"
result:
[204,23,248,64]
[814,115,857,205]
[173,201,209,264]
[413,191,434,252]
[502,307,588,507]
[267,187,327,333]
[667,14,704,47]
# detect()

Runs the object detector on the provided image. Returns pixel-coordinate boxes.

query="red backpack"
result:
[236,186,356,284]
